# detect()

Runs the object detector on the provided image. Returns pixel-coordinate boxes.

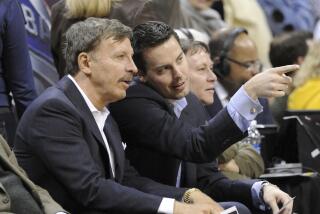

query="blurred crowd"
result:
[0,0,319,213]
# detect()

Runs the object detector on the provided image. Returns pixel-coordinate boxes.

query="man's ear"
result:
[296,56,305,65]
[78,52,92,75]
[138,70,147,82]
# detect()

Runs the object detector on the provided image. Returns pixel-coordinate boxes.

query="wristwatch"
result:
[182,188,200,204]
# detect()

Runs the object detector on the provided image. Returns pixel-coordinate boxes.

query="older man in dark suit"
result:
[14,18,222,214]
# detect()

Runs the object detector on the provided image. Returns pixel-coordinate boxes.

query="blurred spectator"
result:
[0,0,37,146]
[44,0,58,7]
[217,143,264,180]
[180,0,226,35]
[269,31,312,124]
[175,28,210,45]
[288,41,320,110]
[51,0,117,77]
[269,31,313,67]
[211,0,224,20]
[258,0,316,36]
[19,0,59,94]
[223,0,273,67]
[311,0,320,40]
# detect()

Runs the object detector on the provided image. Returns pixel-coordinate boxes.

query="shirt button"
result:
[2,197,9,204]
[250,107,257,114]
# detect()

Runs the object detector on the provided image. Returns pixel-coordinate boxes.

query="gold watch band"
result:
[182,188,200,204]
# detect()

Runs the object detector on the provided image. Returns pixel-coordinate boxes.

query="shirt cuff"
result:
[227,86,263,132]
[251,181,267,211]
[158,198,175,214]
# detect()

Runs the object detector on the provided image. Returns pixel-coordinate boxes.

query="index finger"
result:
[267,199,279,214]
[271,65,300,75]
[277,197,295,214]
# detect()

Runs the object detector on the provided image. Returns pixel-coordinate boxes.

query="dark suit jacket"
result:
[14,77,185,214]
[110,81,256,207]
[206,92,274,125]
[110,81,244,163]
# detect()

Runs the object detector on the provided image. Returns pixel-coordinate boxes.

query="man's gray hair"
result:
[64,17,132,75]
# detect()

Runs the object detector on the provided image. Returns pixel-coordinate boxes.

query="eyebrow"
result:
[196,62,213,69]
[153,51,184,70]
[176,52,184,61]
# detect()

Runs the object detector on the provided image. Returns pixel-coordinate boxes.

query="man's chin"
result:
[172,90,189,100]
[109,92,126,104]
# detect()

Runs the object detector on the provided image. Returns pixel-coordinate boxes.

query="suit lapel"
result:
[214,92,223,110]
[127,81,176,116]
[103,116,124,181]
[57,77,106,149]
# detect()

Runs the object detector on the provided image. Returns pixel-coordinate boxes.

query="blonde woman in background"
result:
[51,0,120,78]
[64,0,115,18]
[288,41,320,110]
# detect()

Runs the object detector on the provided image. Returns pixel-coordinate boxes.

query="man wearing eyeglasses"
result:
[207,27,274,124]
[206,27,274,180]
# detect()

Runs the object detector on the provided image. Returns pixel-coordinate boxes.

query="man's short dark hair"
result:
[131,21,180,74]
[269,31,312,67]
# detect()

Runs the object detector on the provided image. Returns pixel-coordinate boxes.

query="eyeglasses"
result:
[226,57,263,73]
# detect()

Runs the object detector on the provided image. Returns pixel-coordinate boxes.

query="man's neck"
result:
[72,75,107,110]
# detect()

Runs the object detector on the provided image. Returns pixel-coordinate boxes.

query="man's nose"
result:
[208,70,217,82]
[247,65,259,76]
[172,65,184,79]
[127,58,138,74]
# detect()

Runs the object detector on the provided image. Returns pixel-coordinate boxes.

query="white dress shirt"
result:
[68,75,115,177]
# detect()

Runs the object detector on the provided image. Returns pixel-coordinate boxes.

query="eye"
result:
[243,60,256,68]
[116,54,125,59]
[157,65,170,74]
[177,55,184,64]
[198,67,206,72]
